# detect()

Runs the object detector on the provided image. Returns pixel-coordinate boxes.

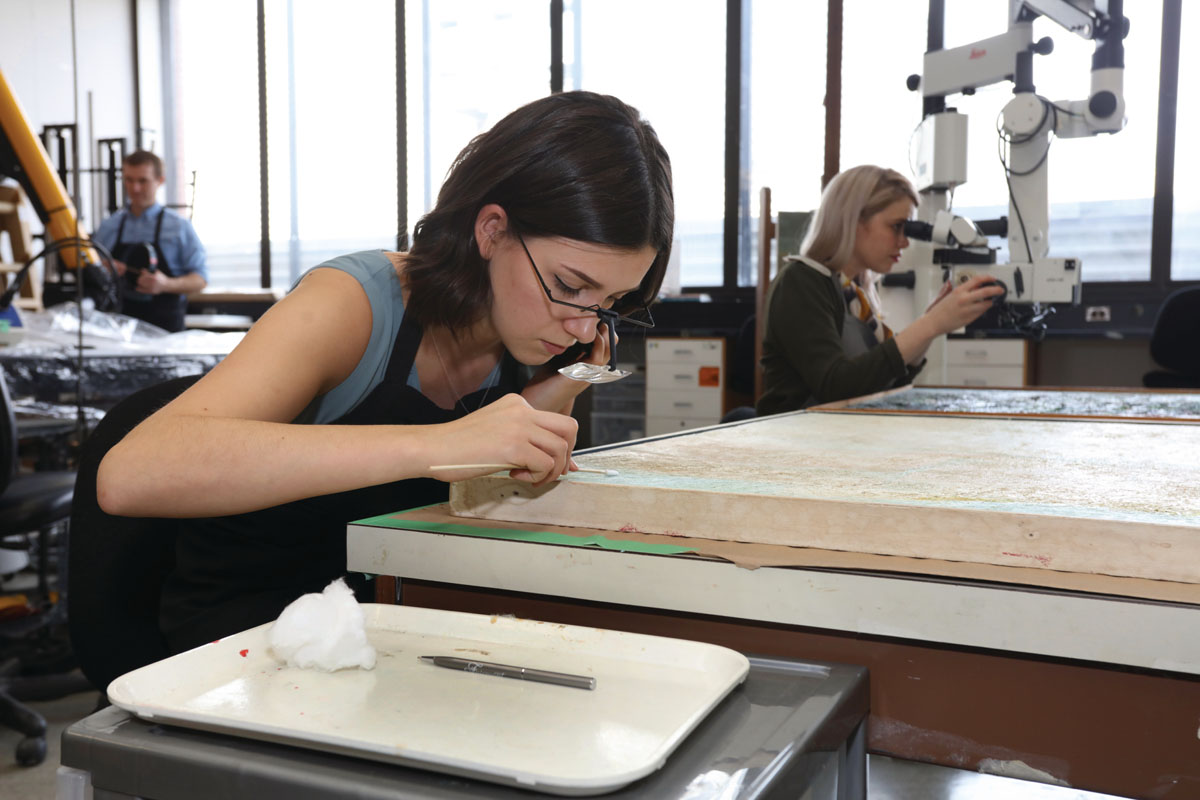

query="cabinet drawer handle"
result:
[673,349,694,356]
[673,402,694,408]
[674,373,692,380]
[964,349,989,357]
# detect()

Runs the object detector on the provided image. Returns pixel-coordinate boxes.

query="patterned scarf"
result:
[839,273,893,344]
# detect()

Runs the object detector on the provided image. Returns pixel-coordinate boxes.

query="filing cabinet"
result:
[645,338,724,436]
[588,364,646,446]
[943,339,1028,387]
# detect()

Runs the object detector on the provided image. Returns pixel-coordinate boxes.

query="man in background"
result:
[92,150,207,331]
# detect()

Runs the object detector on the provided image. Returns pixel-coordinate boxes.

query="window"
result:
[1172,4,1198,280]
[840,1,925,183]
[134,0,164,157]
[173,0,260,288]
[164,1,1186,299]
[746,0,828,281]
[405,2,549,227]
[573,0,726,288]
[263,1,398,288]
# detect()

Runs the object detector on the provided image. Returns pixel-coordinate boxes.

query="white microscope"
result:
[884,0,1128,383]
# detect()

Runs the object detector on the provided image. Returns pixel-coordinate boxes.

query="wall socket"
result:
[1085,305,1112,322]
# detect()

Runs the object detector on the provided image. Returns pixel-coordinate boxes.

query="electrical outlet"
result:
[1085,305,1111,322]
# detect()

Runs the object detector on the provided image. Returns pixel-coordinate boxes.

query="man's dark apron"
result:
[159,309,525,652]
[112,208,188,332]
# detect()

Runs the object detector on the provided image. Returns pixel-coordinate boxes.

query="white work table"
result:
[347,400,1200,797]
[347,517,1200,676]
[347,511,1200,798]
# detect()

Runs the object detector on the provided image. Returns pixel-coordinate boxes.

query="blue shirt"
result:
[92,203,208,282]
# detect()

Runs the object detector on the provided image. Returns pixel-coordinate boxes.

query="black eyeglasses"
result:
[516,233,655,379]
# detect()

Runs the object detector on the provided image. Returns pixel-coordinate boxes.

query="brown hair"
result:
[122,150,164,179]
[404,92,674,331]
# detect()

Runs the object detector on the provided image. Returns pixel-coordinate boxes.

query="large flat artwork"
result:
[814,386,1200,422]
[450,411,1200,584]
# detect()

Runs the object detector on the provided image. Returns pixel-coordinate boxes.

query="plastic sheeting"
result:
[1,301,242,420]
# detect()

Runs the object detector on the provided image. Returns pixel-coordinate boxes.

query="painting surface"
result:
[450,411,1200,581]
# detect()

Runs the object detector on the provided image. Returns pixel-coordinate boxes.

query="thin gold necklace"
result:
[429,329,492,414]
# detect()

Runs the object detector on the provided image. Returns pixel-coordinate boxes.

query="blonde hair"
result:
[800,165,918,272]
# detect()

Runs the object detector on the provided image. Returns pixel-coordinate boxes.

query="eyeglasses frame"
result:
[515,232,656,373]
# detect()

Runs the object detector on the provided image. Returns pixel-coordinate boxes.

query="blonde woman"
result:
[756,165,1003,415]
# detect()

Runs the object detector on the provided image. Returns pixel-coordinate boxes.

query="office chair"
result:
[1143,286,1200,389]
[720,314,758,424]
[0,368,79,766]
[723,188,815,424]
[720,186,781,426]
[68,375,199,704]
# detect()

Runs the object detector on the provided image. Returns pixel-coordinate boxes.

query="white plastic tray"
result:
[107,604,749,795]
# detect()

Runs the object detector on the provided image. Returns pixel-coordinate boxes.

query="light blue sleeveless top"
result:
[291,250,500,424]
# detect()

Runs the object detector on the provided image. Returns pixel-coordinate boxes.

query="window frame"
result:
[157,0,1187,320]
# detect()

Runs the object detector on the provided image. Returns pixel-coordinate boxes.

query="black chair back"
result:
[0,368,19,496]
[1149,286,1200,377]
[728,314,757,397]
[68,375,200,695]
[0,365,83,766]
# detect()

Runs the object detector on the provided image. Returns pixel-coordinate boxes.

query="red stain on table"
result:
[239,649,249,657]
[1002,551,1052,567]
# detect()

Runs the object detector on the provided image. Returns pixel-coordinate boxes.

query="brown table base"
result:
[390,579,1200,800]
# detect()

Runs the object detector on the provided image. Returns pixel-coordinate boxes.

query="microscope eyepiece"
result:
[903,220,933,241]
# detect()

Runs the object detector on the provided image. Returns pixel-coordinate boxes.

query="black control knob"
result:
[906,74,921,92]
[989,279,1008,306]
[1089,90,1118,118]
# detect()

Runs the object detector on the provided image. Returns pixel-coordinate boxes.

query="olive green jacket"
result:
[756,256,922,416]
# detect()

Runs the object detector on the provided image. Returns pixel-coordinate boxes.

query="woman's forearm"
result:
[893,315,942,366]
[97,392,580,518]
[98,414,440,518]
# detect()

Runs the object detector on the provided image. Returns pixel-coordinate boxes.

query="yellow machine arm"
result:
[0,66,99,269]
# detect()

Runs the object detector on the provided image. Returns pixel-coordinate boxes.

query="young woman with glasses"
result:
[96,91,674,652]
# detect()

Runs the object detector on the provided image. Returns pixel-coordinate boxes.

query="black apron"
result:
[840,307,882,359]
[836,284,908,399]
[800,282,901,409]
[159,309,525,652]
[112,208,188,332]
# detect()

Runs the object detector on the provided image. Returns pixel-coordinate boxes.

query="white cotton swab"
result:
[429,464,620,477]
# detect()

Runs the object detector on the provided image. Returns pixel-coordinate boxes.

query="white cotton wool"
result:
[267,578,376,671]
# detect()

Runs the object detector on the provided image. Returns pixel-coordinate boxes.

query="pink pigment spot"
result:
[618,524,641,533]
[1002,551,1052,567]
